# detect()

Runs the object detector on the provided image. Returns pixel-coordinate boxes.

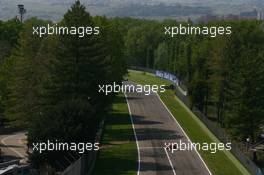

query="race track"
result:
[0,132,27,162]
[124,82,211,175]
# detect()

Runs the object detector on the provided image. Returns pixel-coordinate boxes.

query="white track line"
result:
[155,92,212,175]
[125,93,141,175]
[140,146,163,149]
[1,134,25,158]
[164,147,177,175]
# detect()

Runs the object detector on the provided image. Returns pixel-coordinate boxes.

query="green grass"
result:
[128,70,251,175]
[93,93,137,175]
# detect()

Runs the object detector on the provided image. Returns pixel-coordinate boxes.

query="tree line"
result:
[0,0,263,171]
[121,18,264,161]
[0,1,126,171]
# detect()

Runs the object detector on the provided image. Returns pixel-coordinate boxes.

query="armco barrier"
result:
[0,160,20,169]
[130,66,263,175]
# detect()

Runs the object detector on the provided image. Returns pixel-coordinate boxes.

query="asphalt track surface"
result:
[124,82,211,175]
[0,132,27,162]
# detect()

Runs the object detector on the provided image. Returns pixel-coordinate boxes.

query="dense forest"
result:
[122,18,264,162]
[0,1,126,171]
[0,0,263,172]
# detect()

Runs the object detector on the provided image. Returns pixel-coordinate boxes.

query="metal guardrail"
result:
[0,160,30,175]
[0,160,20,169]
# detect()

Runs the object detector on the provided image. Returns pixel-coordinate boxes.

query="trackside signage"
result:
[155,70,179,85]
[155,70,188,96]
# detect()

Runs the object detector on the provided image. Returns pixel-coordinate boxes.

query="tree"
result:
[154,42,169,70]
[125,22,161,67]
[4,18,47,127]
[0,19,22,125]
[93,16,127,85]
[27,1,125,168]
[223,21,264,160]
[189,38,211,114]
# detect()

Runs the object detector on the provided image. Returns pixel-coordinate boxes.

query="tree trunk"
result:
[253,152,257,161]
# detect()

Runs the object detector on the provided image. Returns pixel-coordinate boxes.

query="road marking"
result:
[164,147,177,175]
[139,147,163,149]
[155,92,212,175]
[125,92,141,175]
[1,134,25,158]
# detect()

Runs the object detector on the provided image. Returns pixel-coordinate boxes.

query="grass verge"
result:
[128,70,250,175]
[93,93,137,175]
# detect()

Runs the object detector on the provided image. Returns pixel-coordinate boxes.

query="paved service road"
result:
[124,82,211,175]
[0,132,27,162]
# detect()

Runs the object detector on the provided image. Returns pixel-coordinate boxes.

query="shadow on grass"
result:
[108,113,163,126]
[103,126,183,144]
[94,157,174,175]
[102,128,134,143]
[140,161,173,172]
[93,93,137,175]
[112,96,127,105]
[94,156,137,175]
[106,112,131,125]
[105,99,183,142]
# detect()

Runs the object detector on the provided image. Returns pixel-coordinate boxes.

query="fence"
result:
[0,160,20,169]
[61,121,104,175]
[0,160,30,175]
[130,66,263,175]
[175,88,263,175]
[62,151,97,175]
